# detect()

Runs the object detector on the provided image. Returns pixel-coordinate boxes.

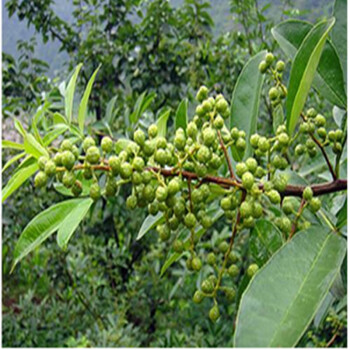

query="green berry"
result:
[201,279,214,293]
[207,252,216,266]
[44,160,56,177]
[158,224,170,241]
[133,129,146,146]
[154,149,167,165]
[252,202,263,218]
[236,162,248,178]
[295,144,306,156]
[168,178,181,195]
[197,145,211,163]
[34,171,47,188]
[71,180,83,197]
[214,115,224,129]
[61,139,72,151]
[38,156,48,170]
[267,190,281,204]
[265,52,274,65]
[202,100,212,113]
[156,186,168,202]
[307,108,317,119]
[303,186,313,201]
[219,241,229,254]
[242,171,254,190]
[86,146,100,164]
[101,136,113,153]
[148,124,158,138]
[240,202,252,218]
[196,85,209,102]
[314,114,326,127]
[247,263,259,278]
[280,217,291,233]
[317,127,327,139]
[203,127,216,147]
[220,197,232,211]
[187,122,198,139]
[53,153,63,166]
[216,98,229,115]
[143,140,156,156]
[282,199,294,215]
[184,213,196,228]
[328,130,336,141]
[120,162,133,179]
[209,305,220,322]
[224,288,236,301]
[276,60,285,72]
[258,137,270,152]
[192,257,202,271]
[228,264,239,278]
[309,197,321,213]
[259,60,268,73]
[109,155,121,175]
[173,240,183,253]
[83,167,93,180]
[269,87,279,100]
[236,137,246,151]
[132,156,144,172]
[278,132,289,146]
[193,290,204,304]
[105,179,117,197]
[126,195,137,209]
[148,202,159,216]
[83,137,95,152]
[174,130,186,150]
[62,151,75,170]
[335,129,344,141]
[62,171,75,188]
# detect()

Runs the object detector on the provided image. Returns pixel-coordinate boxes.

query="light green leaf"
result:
[2,140,24,150]
[2,152,26,173]
[105,95,118,123]
[65,63,83,123]
[249,219,284,265]
[230,50,266,160]
[78,65,101,132]
[53,112,67,125]
[12,199,90,270]
[175,98,188,131]
[2,160,38,203]
[24,133,49,159]
[137,212,164,240]
[285,18,335,135]
[272,19,346,109]
[14,118,26,137]
[273,104,284,133]
[157,109,171,138]
[130,91,156,124]
[43,125,69,146]
[332,0,347,84]
[234,226,346,347]
[57,198,93,248]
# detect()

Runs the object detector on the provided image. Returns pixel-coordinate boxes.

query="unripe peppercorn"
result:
[173,239,183,253]
[191,257,202,271]
[209,305,220,322]
[236,137,246,151]
[335,129,344,141]
[203,127,216,147]
[207,252,216,266]
[148,201,159,216]
[83,136,96,152]
[269,87,279,100]
[196,85,209,102]
[328,130,336,141]
[219,241,229,254]
[280,217,292,233]
[265,52,274,65]
[202,100,212,114]
[250,133,260,148]
[101,136,113,153]
[133,129,146,146]
[34,171,47,188]
[119,162,132,179]
[278,132,289,146]
[105,179,117,197]
[258,137,270,152]
[224,287,236,301]
[62,171,75,188]
[62,151,75,170]
[240,201,252,218]
[214,115,224,129]
[154,148,167,165]
[317,127,327,139]
[216,98,229,115]
[245,157,257,173]
[148,124,158,139]
[197,145,211,163]
[83,167,93,180]
[187,121,198,139]
[156,186,168,202]
[220,197,232,211]
[276,60,285,72]
[230,127,239,140]
[228,264,239,278]
[193,290,204,304]
[158,224,171,241]
[61,139,72,151]
[306,108,317,119]
[184,212,196,228]
[38,156,48,170]
[299,122,309,133]
[174,131,186,150]
[195,104,205,117]
[44,160,56,177]
[242,171,254,190]
[309,197,321,213]
[53,153,63,166]
[332,142,342,154]
[174,201,185,218]
[195,163,207,177]
[314,114,326,127]
[201,279,215,293]
[282,198,294,215]
[132,156,144,172]
[267,190,281,204]
[303,186,313,201]
[259,60,268,73]
[109,155,121,175]
[168,178,181,195]
[236,162,248,178]
[295,144,306,156]
[143,140,156,156]
[86,146,100,164]
[252,202,263,218]
[247,263,259,278]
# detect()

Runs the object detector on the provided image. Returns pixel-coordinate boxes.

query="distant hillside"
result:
[2,0,332,73]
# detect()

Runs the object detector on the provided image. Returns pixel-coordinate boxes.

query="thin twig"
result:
[217,130,237,180]
[288,199,306,240]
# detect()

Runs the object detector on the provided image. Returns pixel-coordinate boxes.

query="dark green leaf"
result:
[137,212,164,240]
[175,98,188,131]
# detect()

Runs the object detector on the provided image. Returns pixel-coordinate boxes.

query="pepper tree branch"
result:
[217,130,237,181]
[59,164,347,197]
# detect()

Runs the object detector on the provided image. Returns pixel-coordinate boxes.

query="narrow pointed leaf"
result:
[24,133,49,159]
[2,159,38,203]
[230,50,266,160]
[175,98,188,131]
[42,125,69,146]
[234,226,346,347]
[65,63,83,123]
[12,199,90,270]
[78,65,101,132]
[105,95,118,123]
[57,198,93,248]
[157,109,171,137]
[2,140,24,150]
[272,19,346,109]
[2,151,26,173]
[285,18,335,135]
[137,212,164,240]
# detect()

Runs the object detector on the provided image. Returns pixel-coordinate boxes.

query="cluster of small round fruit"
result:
[33,84,325,322]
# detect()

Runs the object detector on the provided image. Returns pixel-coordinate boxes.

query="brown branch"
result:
[217,130,237,181]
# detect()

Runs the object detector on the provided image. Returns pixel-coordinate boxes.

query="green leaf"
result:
[272,19,346,109]
[53,174,93,197]
[14,118,27,137]
[105,95,118,123]
[24,133,49,159]
[249,219,284,265]
[2,140,24,150]
[2,159,38,203]
[129,91,156,124]
[12,199,90,270]
[234,226,346,347]
[2,152,26,173]
[78,65,101,132]
[230,50,266,160]
[137,212,164,241]
[42,125,69,146]
[314,292,334,328]
[285,18,335,135]
[57,198,93,248]
[336,198,347,229]
[175,98,188,131]
[53,112,67,125]
[65,63,83,123]
[157,109,171,138]
[332,0,347,84]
